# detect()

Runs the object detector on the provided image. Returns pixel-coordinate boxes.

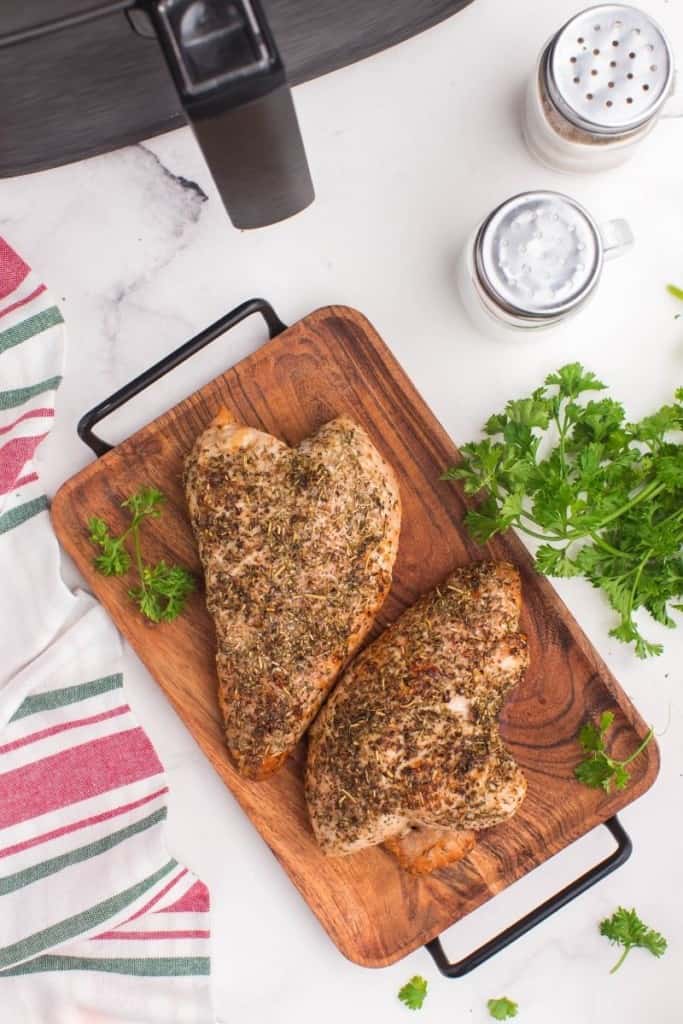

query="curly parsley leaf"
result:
[574,711,653,793]
[535,543,581,577]
[88,516,131,576]
[506,397,551,429]
[129,561,196,623]
[600,907,667,973]
[545,363,606,398]
[121,486,166,520]
[487,997,519,1020]
[443,363,683,657]
[398,976,428,1010]
[88,487,194,623]
[575,757,616,790]
[578,711,614,751]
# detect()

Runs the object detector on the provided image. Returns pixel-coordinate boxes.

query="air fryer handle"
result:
[144,0,314,229]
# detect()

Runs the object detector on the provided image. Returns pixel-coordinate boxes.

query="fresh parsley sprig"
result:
[88,514,132,576]
[600,907,667,973]
[397,975,428,1010]
[88,486,195,623]
[88,486,164,577]
[443,363,683,657]
[128,560,196,624]
[575,711,654,792]
[488,996,519,1019]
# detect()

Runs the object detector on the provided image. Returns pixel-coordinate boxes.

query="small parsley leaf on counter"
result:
[487,996,519,1019]
[600,907,667,973]
[398,976,428,1010]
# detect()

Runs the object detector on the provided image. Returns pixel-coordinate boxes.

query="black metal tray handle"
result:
[76,302,633,978]
[77,297,287,457]
[426,816,631,978]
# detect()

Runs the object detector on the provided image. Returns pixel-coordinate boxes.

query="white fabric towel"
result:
[0,237,213,1024]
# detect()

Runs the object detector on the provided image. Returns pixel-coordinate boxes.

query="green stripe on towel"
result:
[0,955,210,977]
[0,807,167,896]
[0,859,177,969]
[0,307,63,355]
[0,495,48,536]
[10,674,124,722]
[0,376,62,411]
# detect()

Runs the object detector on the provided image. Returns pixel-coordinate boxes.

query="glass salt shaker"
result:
[523,4,681,173]
[456,190,634,341]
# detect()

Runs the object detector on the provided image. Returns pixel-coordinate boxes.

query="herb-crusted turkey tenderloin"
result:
[184,410,401,779]
[305,561,528,870]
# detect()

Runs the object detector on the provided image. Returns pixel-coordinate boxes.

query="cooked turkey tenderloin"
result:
[184,410,401,779]
[306,561,528,870]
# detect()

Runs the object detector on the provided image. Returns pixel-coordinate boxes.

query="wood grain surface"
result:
[51,306,659,967]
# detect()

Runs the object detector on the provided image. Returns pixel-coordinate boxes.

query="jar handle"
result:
[600,219,635,262]
[662,72,683,119]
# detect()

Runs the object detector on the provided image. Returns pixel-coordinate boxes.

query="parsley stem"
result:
[515,520,565,543]
[554,480,667,543]
[554,410,569,484]
[655,505,683,529]
[610,946,631,974]
[514,510,574,543]
[588,533,638,561]
[592,480,666,532]
[626,549,653,621]
[115,522,136,547]
[621,727,654,767]
[132,524,147,597]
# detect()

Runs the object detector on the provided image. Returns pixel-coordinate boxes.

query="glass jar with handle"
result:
[522,4,682,173]
[456,190,634,341]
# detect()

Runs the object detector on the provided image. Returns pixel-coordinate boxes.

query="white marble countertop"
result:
[2,0,683,1020]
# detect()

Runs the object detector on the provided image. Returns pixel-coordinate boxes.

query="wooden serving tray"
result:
[52,306,658,968]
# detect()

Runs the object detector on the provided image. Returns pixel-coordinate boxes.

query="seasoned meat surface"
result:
[184,409,401,779]
[383,827,476,875]
[306,561,528,866]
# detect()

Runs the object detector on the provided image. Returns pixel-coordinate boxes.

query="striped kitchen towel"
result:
[0,237,213,1023]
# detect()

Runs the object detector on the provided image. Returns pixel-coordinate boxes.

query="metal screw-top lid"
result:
[474,191,603,320]
[546,4,674,135]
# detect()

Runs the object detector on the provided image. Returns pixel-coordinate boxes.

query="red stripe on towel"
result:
[0,409,54,437]
[12,472,39,490]
[0,705,131,755]
[119,868,189,924]
[0,283,46,320]
[0,240,30,299]
[157,880,210,914]
[0,787,169,861]
[0,728,164,829]
[0,434,47,494]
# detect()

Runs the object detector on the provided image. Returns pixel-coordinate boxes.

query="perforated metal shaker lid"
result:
[546,4,674,135]
[474,191,603,320]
